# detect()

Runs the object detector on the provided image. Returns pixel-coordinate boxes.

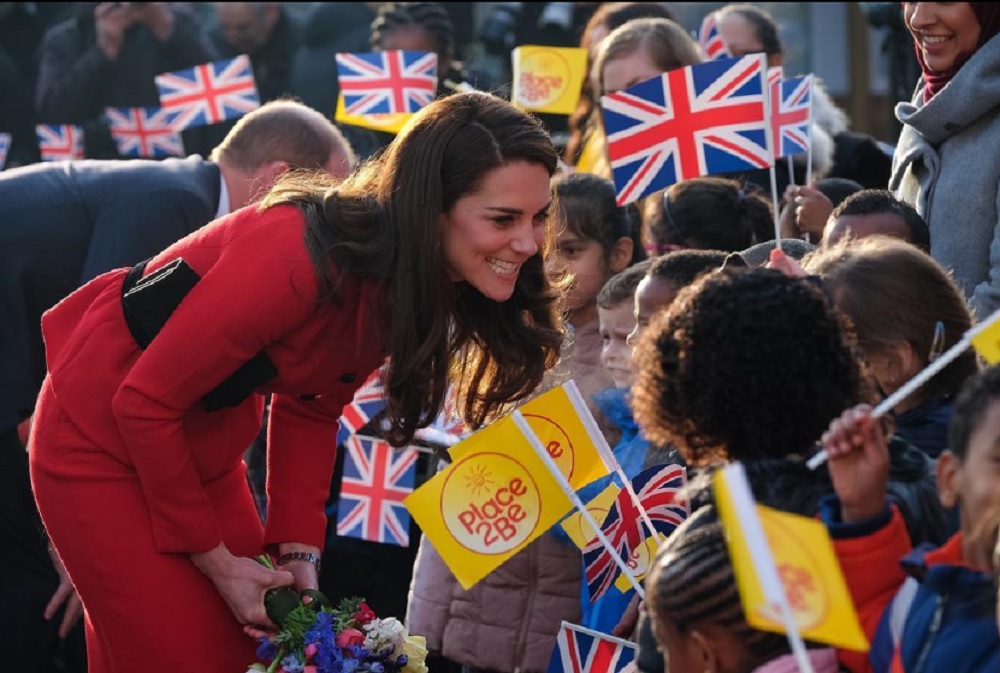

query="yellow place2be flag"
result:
[405,416,573,589]
[715,467,869,652]
[451,382,609,491]
[512,46,587,115]
[334,94,410,134]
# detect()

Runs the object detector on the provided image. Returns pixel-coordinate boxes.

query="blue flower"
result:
[256,638,278,661]
[396,654,408,668]
[282,654,305,673]
[341,658,360,673]
[369,662,385,673]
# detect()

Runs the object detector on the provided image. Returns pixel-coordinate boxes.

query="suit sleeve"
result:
[264,392,348,549]
[79,188,214,283]
[110,207,321,554]
[35,21,113,123]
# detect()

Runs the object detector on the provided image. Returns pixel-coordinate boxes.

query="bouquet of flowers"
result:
[248,556,428,673]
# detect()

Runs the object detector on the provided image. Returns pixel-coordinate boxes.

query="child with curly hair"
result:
[821,365,1000,673]
[631,268,947,546]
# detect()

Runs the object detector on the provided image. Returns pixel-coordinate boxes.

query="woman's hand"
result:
[45,546,84,639]
[191,544,294,633]
[276,542,321,593]
[821,405,890,523]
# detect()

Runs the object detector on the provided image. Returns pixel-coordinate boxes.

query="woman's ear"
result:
[610,236,634,273]
[936,450,961,509]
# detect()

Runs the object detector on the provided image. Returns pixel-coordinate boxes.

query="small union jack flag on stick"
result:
[547,622,637,673]
[155,55,260,130]
[336,435,418,546]
[698,13,731,61]
[335,50,438,116]
[36,124,84,161]
[601,54,772,206]
[770,74,812,160]
[0,132,10,170]
[582,464,687,601]
[105,107,184,158]
[337,368,387,444]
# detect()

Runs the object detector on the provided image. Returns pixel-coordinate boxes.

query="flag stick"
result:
[561,621,639,650]
[808,307,1000,469]
[723,464,816,673]
[769,163,782,251]
[513,410,646,598]
[787,155,795,188]
[564,381,662,543]
[806,75,814,186]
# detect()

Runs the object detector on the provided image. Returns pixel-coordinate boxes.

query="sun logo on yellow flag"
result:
[463,464,496,497]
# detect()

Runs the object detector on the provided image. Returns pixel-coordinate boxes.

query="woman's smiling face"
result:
[904,2,982,73]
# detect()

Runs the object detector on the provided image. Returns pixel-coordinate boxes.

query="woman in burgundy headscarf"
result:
[890,3,1000,320]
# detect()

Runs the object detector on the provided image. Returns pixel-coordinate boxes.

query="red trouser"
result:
[29,377,263,672]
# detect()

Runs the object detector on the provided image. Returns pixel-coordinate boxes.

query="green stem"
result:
[266,645,287,673]
[256,554,276,570]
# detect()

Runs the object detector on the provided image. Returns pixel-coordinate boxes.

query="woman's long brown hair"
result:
[261,92,565,446]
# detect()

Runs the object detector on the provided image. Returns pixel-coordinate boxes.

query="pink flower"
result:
[354,603,377,626]
[305,644,318,659]
[304,667,317,673]
[336,628,365,648]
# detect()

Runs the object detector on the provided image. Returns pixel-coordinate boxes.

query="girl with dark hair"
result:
[28,91,564,672]
[631,268,947,545]
[370,1,466,96]
[804,236,979,457]
[643,177,773,254]
[646,504,840,673]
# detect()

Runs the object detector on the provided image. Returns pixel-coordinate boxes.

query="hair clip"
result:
[929,320,946,362]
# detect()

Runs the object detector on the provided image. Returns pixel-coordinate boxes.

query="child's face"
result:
[949,399,1000,567]
[551,230,609,320]
[599,301,637,388]
[627,276,679,347]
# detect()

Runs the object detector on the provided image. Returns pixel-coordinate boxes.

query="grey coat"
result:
[891,36,1000,319]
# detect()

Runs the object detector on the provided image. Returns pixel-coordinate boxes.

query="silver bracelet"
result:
[276,551,321,572]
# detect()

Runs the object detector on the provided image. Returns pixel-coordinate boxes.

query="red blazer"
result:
[42,204,387,555]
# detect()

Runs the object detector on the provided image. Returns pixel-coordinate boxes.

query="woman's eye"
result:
[492,216,514,226]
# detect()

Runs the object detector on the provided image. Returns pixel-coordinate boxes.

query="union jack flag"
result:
[547,622,637,673]
[337,368,387,444]
[601,54,772,206]
[336,435,417,546]
[105,107,184,158]
[335,50,438,116]
[698,13,731,61]
[155,55,260,130]
[36,124,84,161]
[583,464,687,601]
[0,132,10,170]
[770,74,812,158]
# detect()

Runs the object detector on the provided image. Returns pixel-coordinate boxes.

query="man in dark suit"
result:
[0,98,354,673]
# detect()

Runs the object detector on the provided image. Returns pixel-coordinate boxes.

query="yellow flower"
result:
[402,635,429,673]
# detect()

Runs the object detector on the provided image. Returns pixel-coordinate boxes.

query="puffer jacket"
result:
[405,319,610,673]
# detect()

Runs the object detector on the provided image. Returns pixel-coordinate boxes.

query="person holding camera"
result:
[34,2,217,158]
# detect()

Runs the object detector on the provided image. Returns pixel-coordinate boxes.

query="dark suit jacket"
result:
[0,155,220,434]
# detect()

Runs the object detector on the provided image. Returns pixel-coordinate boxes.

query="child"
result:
[822,365,1000,672]
[805,237,978,458]
[646,504,840,673]
[627,249,728,347]
[641,178,774,254]
[631,268,947,546]
[598,260,652,390]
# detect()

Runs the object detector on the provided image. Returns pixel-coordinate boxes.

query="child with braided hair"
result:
[645,504,840,673]
[370,2,468,96]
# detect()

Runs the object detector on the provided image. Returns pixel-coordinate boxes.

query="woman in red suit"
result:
[28,92,565,672]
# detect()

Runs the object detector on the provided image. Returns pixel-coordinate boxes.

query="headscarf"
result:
[913,2,1000,100]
